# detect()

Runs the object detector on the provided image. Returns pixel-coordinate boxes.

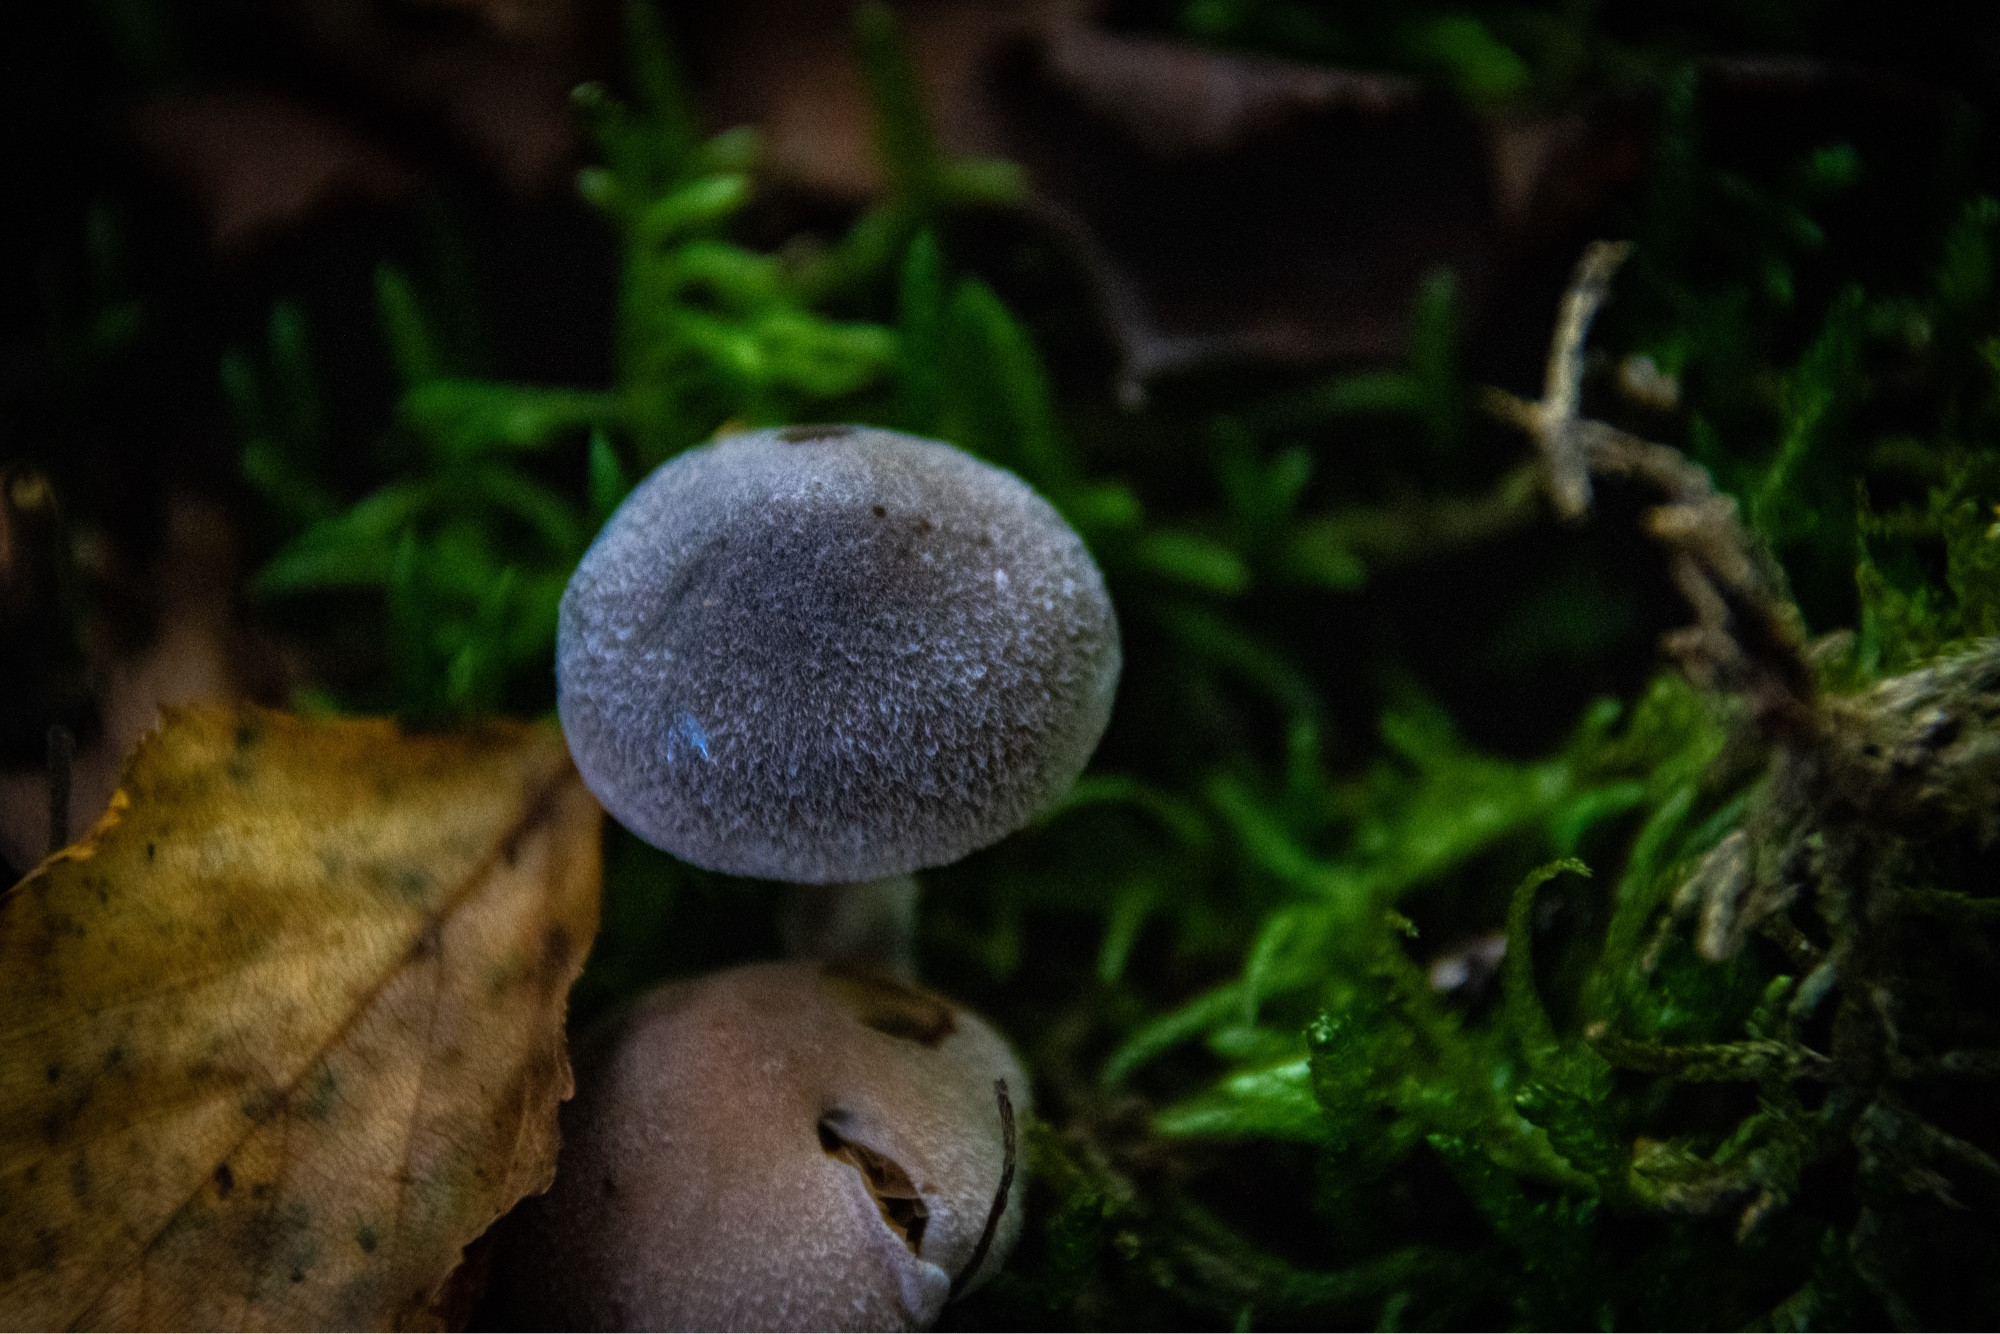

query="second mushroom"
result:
[511,424,1121,1328]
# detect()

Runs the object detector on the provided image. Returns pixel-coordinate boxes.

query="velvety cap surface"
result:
[557,426,1120,882]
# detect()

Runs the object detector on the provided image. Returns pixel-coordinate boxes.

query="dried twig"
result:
[952,1077,1018,1300]
[1537,239,1632,517]
[1482,247,1814,728]
[1496,246,2000,1316]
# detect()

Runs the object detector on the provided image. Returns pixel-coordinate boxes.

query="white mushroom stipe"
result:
[491,961,1030,1332]
[557,425,1121,883]
[780,874,922,980]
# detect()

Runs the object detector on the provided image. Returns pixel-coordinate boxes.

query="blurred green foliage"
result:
[1178,0,1547,102]
[200,0,2000,1328]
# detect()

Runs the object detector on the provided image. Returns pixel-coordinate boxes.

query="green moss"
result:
[25,0,1982,1325]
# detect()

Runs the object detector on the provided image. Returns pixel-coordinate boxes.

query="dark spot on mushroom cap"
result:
[558,426,1122,882]
[822,963,957,1046]
[779,423,856,443]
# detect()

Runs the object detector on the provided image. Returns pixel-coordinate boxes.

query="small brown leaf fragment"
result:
[267,0,586,194]
[132,92,420,252]
[989,27,1496,393]
[0,704,601,1331]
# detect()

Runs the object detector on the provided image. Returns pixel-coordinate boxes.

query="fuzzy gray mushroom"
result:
[557,424,1121,885]
[489,961,1028,1331]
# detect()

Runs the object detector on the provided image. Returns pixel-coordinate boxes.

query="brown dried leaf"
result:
[687,3,1634,392]
[695,0,1075,198]
[0,705,601,1330]
[994,27,1497,392]
[133,93,420,252]
[267,0,589,194]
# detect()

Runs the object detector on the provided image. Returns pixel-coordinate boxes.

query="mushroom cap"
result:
[490,961,1029,1332]
[557,425,1120,882]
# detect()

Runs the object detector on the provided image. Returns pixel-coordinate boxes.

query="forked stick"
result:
[1482,243,1816,729]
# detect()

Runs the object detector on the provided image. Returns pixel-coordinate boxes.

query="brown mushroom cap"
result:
[490,961,1029,1331]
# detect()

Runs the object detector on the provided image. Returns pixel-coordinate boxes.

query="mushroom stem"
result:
[779,874,920,980]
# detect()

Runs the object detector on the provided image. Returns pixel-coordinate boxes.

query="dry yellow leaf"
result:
[0,705,601,1330]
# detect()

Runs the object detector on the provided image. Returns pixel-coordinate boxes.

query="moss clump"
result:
[9,0,2000,1325]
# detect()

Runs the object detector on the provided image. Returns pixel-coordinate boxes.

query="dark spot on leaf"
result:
[872,504,887,518]
[290,1269,305,1284]
[32,1225,61,1272]
[818,1116,928,1255]
[501,781,562,866]
[300,1065,339,1121]
[821,963,957,1046]
[242,1087,285,1124]
[45,1062,59,1083]
[214,1163,234,1197]
[779,423,855,443]
[227,722,261,784]
[540,924,573,987]
[356,1224,378,1254]
[146,842,156,861]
